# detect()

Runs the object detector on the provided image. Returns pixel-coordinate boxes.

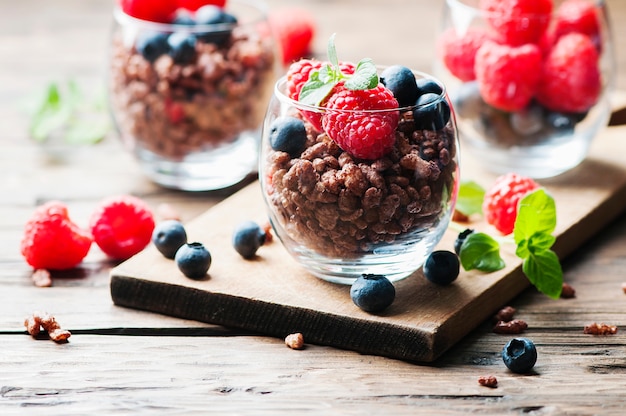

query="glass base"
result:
[133,132,259,191]
[460,99,611,179]
[278,215,451,286]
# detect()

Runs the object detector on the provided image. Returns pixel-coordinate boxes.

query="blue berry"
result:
[502,338,537,374]
[168,32,197,64]
[195,5,237,45]
[545,111,578,133]
[350,274,396,313]
[454,228,474,256]
[268,117,307,158]
[172,10,196,26]
[175,242,211,279]
[413,93,451,131]
[232,221,266,259]
[416,78,443,96]
[380,65,419,108]
[152,220,188,259]
[136,31,169,63]
[423,250,460,285]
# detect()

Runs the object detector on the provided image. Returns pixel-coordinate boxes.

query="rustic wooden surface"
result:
[2,0,626,414]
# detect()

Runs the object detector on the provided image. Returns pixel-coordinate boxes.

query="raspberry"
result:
[20,202,92,270]
[90,195,155,260]
[285,59,324,100]
[438,27,491,82]
[536,33,601,113]
[178,0,227,12]
[482,173,540,235]
[119,0,178,23]
[474,40,542,112]
[322,85,399,160]
[479,0,552,46]
[269,7,316,66]
[553,0,602,44]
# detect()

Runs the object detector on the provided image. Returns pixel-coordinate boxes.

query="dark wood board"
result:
[110,123,626,363]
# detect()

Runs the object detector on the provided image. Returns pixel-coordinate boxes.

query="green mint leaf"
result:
[522,249,563,299]
[456,180,486,216]
[513,188,556,244]
[299,70,337,107]
[459,232,506,272]
[516,232,556,259]
[65,116,110,145]
[345,58,378,90]
[30,83,72,141]
[327,33,339,68]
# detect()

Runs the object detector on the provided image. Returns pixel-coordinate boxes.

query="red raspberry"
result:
[438,27,491,82]
[553,0,602,48]
[269,7,316,66]
[483,173,540,235]
[474,40,542,112]
[322,85,399,160]
[20,202,93,270]
[119,0,178,23]
[90,195,155,260]
[165,99,185,124]
[178,0,227,12]
[479,0,552,45]
[536,33,601,113]
[285,59,324,100]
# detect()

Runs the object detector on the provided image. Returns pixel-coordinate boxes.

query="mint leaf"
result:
[459,232,506,272]
[522,249,563,299]
[30,83,72,141]
[455,180,485,216]
[327,33,339,68]
[345,58,378,90]
[514,189,556,242]
[299,69,338,106]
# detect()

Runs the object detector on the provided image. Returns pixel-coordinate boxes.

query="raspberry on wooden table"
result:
[482,173,540,235]
[90,195,155,260]
[20,202,93,270]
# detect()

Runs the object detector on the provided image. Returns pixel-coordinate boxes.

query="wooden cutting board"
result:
[110,121,626,363]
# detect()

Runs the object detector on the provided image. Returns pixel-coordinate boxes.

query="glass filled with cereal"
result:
[260,50,460,284]
[109,0,277,190]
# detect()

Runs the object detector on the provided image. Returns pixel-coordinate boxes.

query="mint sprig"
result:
[23,80,110,145]
[457,184,563,299]
[455,180,485,217]
[298,34,378,106]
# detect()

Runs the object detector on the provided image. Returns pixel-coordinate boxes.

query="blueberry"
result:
[175,242,211,279]
[413,93,451,131]
[168,32,197,64]
[268,116,307,158]
[416,78,443,96]
[545,111,578,134]
[195,5,237,45]
[172,9,196,25]
[232,220,266,259]
[136,31,169,63]
[380,65,419,108]
[350,274,396,313]
[454,228,474,256]
[152,220,188,259]
[423,250,460,285]
[502,337,537,374]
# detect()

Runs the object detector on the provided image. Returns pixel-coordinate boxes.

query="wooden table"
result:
[2,0,626,413]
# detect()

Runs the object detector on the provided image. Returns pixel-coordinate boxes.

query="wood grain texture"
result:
[111,124,626,363]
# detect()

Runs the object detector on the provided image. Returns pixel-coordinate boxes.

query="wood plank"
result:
[110,123,626,363]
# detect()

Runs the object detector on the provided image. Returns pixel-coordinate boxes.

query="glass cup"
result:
[435,0,615,178]
[108,0,277,191]
[259,70,460,285]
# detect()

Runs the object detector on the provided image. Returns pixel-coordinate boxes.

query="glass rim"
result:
[113,0,269,33]
[273,68,449,114]
[445,0,606,18]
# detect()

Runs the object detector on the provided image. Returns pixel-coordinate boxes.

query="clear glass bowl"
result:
[259,71,460,284]
[434,0,615,178]
[108,0,277,191]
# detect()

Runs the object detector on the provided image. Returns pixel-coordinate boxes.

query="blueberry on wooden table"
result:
[232,220,266,259]
[152,219,188,259]
[175,242,212,279]
[502,337,537,374]
[423,250,460,285]
[454,228,474,255]
[350,274,396,313]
